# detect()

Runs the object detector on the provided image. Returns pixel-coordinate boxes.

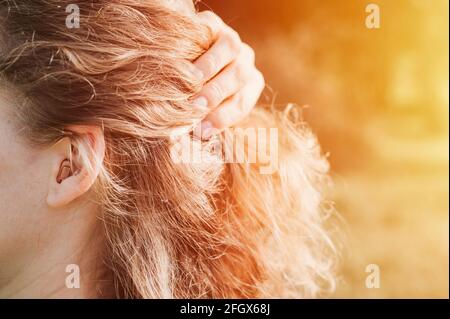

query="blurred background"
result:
[201,0,449,298]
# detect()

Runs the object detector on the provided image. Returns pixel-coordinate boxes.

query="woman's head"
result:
[0,0,337,298]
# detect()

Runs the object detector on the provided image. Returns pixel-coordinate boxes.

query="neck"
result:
[0,205,114,298]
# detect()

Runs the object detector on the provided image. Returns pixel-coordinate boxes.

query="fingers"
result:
[199,70,265,139]
[194,11,242,81]
[192,10,266,140]
[193,44,255,109]
[197,10,224,37]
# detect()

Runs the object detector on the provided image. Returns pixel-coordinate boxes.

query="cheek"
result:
[0,131,40,211]
[0,130,48,264]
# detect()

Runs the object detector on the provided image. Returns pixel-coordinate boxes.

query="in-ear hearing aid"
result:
[56,159,72,184]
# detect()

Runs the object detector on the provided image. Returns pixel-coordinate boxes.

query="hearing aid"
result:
[56,159,72,183]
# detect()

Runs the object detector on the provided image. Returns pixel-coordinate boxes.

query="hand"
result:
[192,11,265,140]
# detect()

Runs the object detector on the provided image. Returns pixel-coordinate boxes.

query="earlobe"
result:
[47,166,91,207]
[46,126,105,208]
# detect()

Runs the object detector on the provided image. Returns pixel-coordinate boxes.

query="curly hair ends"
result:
[0,0,338,298]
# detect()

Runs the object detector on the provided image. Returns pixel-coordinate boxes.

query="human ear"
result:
[46,125,105,208]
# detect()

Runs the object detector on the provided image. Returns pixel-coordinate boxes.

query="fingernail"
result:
[192,96,208,109]
[193,121,216,140]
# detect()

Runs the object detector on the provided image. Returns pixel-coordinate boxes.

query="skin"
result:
[0,11,263,298]
[0,93,110,297]
[193,11,265,139]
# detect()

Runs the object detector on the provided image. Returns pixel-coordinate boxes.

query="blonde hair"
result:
[0,0,338,298]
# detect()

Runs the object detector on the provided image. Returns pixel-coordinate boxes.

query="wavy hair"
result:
[0,0,338,298]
